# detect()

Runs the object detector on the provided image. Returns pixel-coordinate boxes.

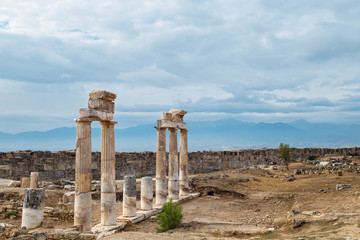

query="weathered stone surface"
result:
[141,177,153,211]
[21,177,30,188]
[157,119,187,129]
[123,175,136,217]
[22,188,45,229]
[89,89,116,101]
[161,109,187,122]
[88,98,115,113]
[100,121,117,226]
[101,192,116,226]
[74,192,92,232]
[123,195,136,217]
[124,175,136,197]
[1,148,360,181]
[156,128,167,205]
[168,128,179,199]
[23,188,44,209]
[79,108,114,121]
[179,129,189,196]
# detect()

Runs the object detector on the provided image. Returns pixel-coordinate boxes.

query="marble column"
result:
[155,127,167,205]
[168,127,179,199]
[30,172,39,188]
[141,176,153,211]
[179,129,189,196]
[100,121,117,226]
[21,188,44,229]
[74,119,92,232]
[123,175,136,217]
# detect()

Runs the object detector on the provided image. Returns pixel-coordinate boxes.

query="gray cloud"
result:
[0,0,360,132]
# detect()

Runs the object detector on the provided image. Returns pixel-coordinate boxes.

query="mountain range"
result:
[0,119,359,152]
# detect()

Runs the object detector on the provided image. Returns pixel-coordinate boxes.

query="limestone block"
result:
[63,192,75,203]
[88,98,115,113]
[157,119,187,129]
[89,89,116,101]
[79,108,114,121]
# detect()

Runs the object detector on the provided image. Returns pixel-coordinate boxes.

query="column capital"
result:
[74,118,93,123]
[167,127,178,131]
[99,121,118,127]
[180,128,188,133]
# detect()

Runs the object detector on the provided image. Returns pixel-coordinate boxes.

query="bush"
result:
[156,198,183,233]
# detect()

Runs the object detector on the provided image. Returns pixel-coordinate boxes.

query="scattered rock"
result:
[64,185,75,191]
[336,184,351,190]
[42,220,55,228]
[286,175,295,181]
[8,181,21,187]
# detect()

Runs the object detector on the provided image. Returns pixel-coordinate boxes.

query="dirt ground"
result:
[105,157,360,239]
[2,156,360,239]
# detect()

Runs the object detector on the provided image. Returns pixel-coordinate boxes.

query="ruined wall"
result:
[0,147,359,180]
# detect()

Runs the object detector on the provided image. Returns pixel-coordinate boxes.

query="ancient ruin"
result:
[155,109,189,204]
[74,89,117,231]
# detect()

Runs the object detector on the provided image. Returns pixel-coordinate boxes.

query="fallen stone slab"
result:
[91,222,125,236]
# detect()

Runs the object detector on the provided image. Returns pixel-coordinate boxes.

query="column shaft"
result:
[22,188,44,229]
[74,119,92,232]
[100,121,117,226]
[168,128,179,199]
[141,176,153,210]
[30,172,39,188]
[123,175,136,217]
[179,129,189,196]
[155,128,167,205]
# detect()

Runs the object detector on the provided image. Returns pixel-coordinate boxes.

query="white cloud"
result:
[0,0,360,133]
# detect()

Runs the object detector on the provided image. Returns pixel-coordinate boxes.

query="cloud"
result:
[0,0,360,133]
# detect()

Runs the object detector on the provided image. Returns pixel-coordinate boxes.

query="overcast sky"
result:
[1,0,360,133]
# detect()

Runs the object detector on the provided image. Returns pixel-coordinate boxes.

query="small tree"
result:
[278,143,292,170]
[156,198,183,233]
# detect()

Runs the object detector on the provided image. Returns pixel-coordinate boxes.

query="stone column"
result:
[155,127,167,205]
[30,172,39,188]
[21,188,44,229]
[74,119,92,232]
[168,127,179,199]
[21,177,30,188]
[100,121,117,226]
[123,175,136,217]
[141,176,153,211]
[179,129,189,196]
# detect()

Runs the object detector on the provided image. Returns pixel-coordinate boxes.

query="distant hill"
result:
[0,119,359,152]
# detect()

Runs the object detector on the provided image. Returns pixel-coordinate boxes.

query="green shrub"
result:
[3,210,17,218]
[156,198,183,233]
